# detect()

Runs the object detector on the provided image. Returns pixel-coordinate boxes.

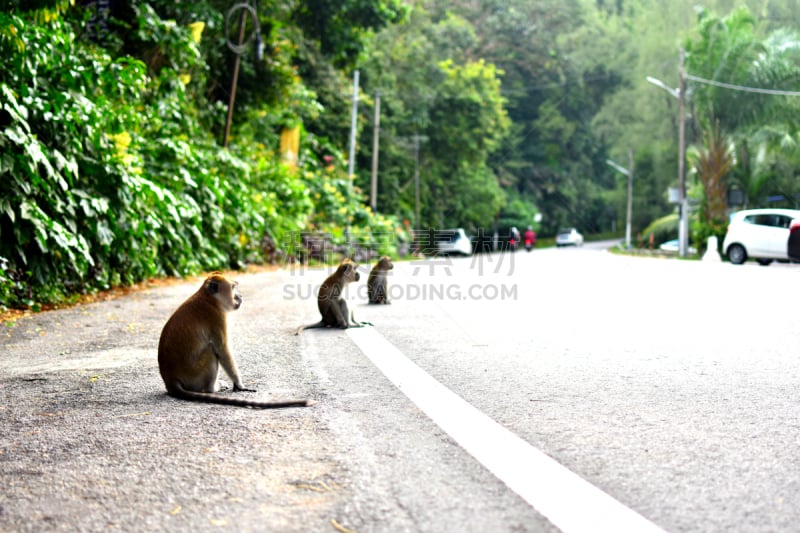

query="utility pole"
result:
[413,133,420,232]
[347,70,359,180]
[677,49,688,258]
[346,70,359,249]
[370,90,381,212]
[645,48,688,257]
[626,149,634,250]
[606,155,633,249]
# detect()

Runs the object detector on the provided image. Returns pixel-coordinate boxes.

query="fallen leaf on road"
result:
[331,518,357,533]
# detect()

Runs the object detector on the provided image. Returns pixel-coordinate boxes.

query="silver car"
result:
[555,227,584,247]
[435,228,473,256]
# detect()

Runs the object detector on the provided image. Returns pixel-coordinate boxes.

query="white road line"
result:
[347,326,666,533]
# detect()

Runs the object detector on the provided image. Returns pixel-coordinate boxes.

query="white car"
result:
[555,227,584,247]
[722,208,800,265]
[435,228,473,256]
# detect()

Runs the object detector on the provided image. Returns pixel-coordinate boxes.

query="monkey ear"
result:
[207,280,219,294]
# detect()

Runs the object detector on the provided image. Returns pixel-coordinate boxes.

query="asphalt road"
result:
[2,246,800,532]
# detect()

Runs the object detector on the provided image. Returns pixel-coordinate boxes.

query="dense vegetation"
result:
[3,0,800,309]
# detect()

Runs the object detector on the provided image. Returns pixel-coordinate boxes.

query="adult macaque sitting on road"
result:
[367,256,393,304]
[296,259,372,333]
[158,273,312,408]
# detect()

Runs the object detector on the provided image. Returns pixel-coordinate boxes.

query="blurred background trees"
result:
[3,0,800,308]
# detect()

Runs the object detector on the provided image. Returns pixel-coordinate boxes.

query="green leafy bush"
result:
[0,7,400,310]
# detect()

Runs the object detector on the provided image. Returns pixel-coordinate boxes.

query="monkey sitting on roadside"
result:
[367,256,393,304]
[296,258,372,334]
[159,273,312,408]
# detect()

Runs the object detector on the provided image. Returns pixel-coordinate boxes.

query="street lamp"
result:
[646,49,688,257]
[222,1,263,148]
[606,150,633,250]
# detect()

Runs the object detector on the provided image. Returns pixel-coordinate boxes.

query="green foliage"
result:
[357,11,511,232]
[0,3,402,309]
[291,0,408,68]
[1,17,135,304]
[357,0,623,235]
[9,0,800,309]
[640,213,678,245]
[497,192,539,231]
[684,4,800,223]
[421,59,509,229]
[1,0,72,24]
[685,7,763,134]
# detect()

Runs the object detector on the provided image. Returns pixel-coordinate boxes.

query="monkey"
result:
[367,256,393,304]
[295,258,372,334]
[158,273,312,408]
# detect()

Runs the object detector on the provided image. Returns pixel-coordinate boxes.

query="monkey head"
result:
[377,256,394,270]
[339,259,360,283]
[204,272,242,311]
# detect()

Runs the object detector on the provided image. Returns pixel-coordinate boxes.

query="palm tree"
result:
[688,123,732,237]
[683,6,800,237]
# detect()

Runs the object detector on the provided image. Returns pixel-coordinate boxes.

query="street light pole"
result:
[646,48,688,257]
[347,70,360,181]
[677,49,688,258]
[606,153,633,250]
[626,149,634,250]
[370,90,381,212]
[346,70,359,251]
[413,133,420,232]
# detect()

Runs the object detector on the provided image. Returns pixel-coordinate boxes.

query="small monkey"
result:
[296,258,371,334]
[367,256,393,304]
[159,273,312,408]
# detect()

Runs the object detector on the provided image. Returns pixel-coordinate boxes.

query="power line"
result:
[686,73,800,96]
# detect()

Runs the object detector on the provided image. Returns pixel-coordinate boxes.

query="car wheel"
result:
[756,258,773,266]
[726,244,747,265]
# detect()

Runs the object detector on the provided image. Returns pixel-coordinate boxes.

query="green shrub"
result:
[0,7,401,310]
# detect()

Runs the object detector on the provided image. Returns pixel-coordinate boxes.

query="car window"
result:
[744,214,769,226]
[435,230,466,242]
[740,213,796,228]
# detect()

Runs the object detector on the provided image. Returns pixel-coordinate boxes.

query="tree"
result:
[423,59,509,229]
[689,123,732,243]
[684,6,800,242]
[291,0,407,68]
[357,7,510,230]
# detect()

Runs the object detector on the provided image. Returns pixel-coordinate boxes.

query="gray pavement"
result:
[0,270,349,532]
[1,263,555,532]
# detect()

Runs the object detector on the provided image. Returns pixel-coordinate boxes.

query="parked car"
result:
[722,208,800,265]
[435,228,473,256]
[555,227,584,247]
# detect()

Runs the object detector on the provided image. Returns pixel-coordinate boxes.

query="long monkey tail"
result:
[169,384,314,408]
[294,321,331,335]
